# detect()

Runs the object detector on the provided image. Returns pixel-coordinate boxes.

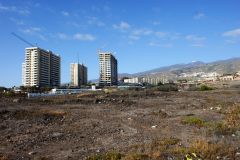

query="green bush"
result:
[181,116,206,127]
[156,84,178,92]
[87,151,122,160]
[200,85,213,91]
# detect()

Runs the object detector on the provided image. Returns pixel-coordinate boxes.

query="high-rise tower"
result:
[22,47,61,87]
[99,51,118,86]
[70,63,88,87]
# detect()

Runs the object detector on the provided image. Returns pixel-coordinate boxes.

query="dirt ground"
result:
[0,89,240,160]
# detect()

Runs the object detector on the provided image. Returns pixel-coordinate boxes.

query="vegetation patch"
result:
[149,110,169,118]
[87,138,237,160]
[181,116,206,127]
[224,105,240,129]
[207,105,240,135]
[0,109,66,125]
[0,155,8,160]
[156,84,178,92]
[189,140,236,159]
[87,151,122,160]
[200,85,213,91]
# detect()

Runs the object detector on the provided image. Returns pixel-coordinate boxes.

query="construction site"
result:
[0,87,240,160]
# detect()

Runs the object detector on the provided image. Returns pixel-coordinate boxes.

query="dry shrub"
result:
[12,109,66,120]
[149,110,169,118]
[0,155,8,160]
[224,105,240,129]
[211,105,240,135]
[0,109,67,125]
[87,151,122,160]
[149,137,180,158]
[189,140,236,159]
[87,138,236,159]
[123,153,149,160]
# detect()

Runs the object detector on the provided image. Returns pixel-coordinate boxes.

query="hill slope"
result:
[120,58,240,79]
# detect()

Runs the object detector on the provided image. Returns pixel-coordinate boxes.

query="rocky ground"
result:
[0,89,240,160]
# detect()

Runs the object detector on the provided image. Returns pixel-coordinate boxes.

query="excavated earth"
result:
[0,89,240,159]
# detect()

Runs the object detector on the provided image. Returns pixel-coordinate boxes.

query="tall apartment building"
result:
[70,63,88,87]
[99,51,118,86]
[22,47,61,88]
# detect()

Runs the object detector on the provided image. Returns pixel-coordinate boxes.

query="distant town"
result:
[0,45,235,96]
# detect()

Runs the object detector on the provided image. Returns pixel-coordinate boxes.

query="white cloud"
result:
[193,12,205,20]
[185,34,205,47]
[22,27,41,33]
[18,9,30,15]
[20,27,47,40]
[169,33,181,40]
[87,16,105,27]
[191,43,204,47]
[21,27,42,40]
[67,22,86,28]
[223,28,240,37]
[127,28,153,41]
[0,3,15,11]
[57,33,69,40]
[91,5,111,12]
[0,3,30,15]
[73,33,95,41]
[148,42,172,48]
[185,35,206,41]
[103,5,110,11]
[96,21,105,27]
[10,17,24,25]
[113,21,131,30]
[34,3,40,7]
[55,33,96,41]
[152,21,161,25]
[225,39,237,44]
[128,35,140,40]
[128,28,179,42]
[155,31,167,38]
[132,29,153,36]
[61,11,69,16]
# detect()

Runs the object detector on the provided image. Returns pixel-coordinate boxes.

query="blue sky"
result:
[0,0,240,87]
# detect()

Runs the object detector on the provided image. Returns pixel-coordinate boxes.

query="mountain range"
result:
[118,57,240,79]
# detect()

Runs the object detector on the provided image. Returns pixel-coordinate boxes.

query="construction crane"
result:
[11,32,36,47]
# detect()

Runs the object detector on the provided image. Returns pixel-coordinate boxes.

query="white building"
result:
[124,77,163,85]
[99,51,118,86]
[70,63,88,87]
[142,77,162,85]
[22,47,61,87]
[124,77,143,84]
[219,75,234,81]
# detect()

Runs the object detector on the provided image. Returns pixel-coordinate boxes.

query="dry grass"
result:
[122,153,149,160]
[224,104,240,129]
[87,151,122,160]
[149,110,169,118]
[12,109,66,120]
[0,155,8,160]
[208,104,240,135]
[189,140,236,159]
